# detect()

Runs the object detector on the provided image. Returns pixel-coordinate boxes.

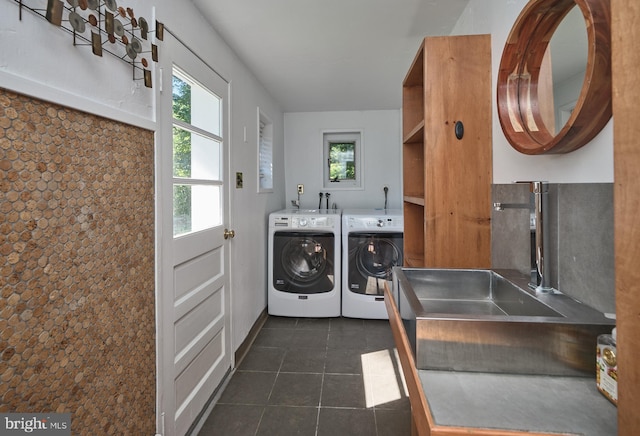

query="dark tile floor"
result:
[198,316,411,436]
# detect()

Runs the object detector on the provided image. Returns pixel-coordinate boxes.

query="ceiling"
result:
[191,0,470,112]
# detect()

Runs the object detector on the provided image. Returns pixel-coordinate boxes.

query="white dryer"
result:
[268,209,341,317]
[342,209,403,319]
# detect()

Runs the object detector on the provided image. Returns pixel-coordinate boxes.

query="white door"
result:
[157,34,232,436]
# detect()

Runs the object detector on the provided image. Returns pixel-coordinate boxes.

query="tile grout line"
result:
[314,320,331,436]
[254,320,291,436]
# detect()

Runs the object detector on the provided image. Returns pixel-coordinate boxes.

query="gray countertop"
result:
[419,370,617,435]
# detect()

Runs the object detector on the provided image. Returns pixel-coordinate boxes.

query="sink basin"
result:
[393,267,615,376]
[406,268,562,317]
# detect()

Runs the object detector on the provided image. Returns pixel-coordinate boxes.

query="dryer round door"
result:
[347,232,403,296]
[273,232,335,293]
[355,238,401,280]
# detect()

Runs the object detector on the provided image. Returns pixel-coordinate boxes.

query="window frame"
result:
[171,67,224,238]
[322,130,363,190]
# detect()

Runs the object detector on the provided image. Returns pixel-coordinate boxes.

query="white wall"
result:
[0,0,285,357]
[0,2,155,129]
[452,0,614,184]
[284,110,402,210]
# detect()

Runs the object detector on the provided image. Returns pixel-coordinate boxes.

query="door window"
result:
[172,70,223,236]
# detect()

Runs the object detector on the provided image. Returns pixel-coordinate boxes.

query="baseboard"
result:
[234,308,268,367]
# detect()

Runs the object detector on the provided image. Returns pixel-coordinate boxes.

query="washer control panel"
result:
[292,216,334,228]
[272,215,335,229]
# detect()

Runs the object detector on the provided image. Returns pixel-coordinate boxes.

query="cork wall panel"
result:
[0,87,155,435]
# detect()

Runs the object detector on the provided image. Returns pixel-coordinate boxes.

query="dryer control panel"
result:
[346,216,403,229]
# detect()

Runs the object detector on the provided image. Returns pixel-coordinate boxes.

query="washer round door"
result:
[273,231,335,293]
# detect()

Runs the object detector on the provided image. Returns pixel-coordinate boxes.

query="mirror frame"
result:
[497,0,611,154]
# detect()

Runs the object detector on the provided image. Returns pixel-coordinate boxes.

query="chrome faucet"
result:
[494,181,555,294]
[291,190,301,209]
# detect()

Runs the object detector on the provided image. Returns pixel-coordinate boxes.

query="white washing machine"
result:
[342,209,404,319]
[268,209,341,317]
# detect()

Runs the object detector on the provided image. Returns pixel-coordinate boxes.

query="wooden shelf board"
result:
[404,256,425,268]
[403,121,425,144]
[403,196,425,206]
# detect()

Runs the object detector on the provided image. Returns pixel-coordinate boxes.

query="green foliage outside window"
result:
[173,185,191,236]
[173,75,192,235]
[173,76,192,178]
[329,141,356,181]
[173,75,191,124]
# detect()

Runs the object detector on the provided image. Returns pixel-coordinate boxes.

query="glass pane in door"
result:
[173,127,221,181]
[173,184,222,237]
[173,72,221,136]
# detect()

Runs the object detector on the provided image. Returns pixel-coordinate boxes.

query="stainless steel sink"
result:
[406,268,562,317]
[393,267,615,376]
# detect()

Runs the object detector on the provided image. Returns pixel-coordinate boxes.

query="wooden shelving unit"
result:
[612,0,640,431]
[402,35,493,269]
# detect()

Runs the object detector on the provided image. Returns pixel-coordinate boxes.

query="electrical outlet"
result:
[236,172,243,188]
[297,184,304,195]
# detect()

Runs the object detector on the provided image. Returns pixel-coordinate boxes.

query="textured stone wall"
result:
[0,88,155,434]
[492,183,615,314]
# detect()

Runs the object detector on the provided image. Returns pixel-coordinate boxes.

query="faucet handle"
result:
[514,181,548,193]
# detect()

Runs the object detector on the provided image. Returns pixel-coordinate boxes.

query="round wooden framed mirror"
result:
[497,0,611,154]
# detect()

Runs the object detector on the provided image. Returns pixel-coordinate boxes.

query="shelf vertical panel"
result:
[423,34,493,268]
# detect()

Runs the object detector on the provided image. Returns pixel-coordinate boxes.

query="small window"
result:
[323,131,362,189]
[258,108,273,193]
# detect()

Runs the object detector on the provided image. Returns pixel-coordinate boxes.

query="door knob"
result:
[224,229,235,239]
